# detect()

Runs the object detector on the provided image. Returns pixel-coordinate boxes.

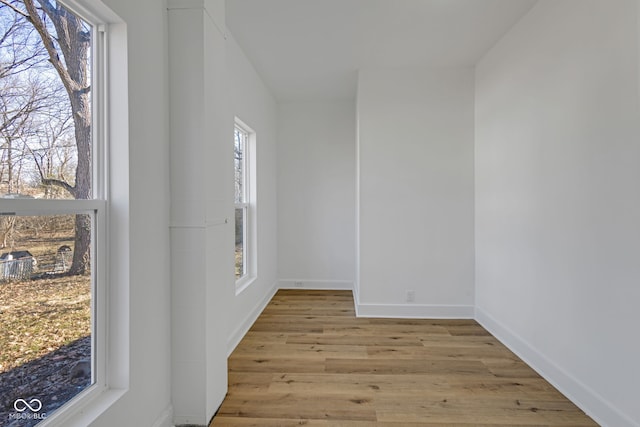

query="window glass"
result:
[234,207,245,279]
[234,126,247,204]
[234,124,248,280]
[0,1,102,424]
[0,214,94,425]
[0,0,93,201]
[234,122,253,283]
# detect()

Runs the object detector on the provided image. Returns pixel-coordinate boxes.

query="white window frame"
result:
[234,118,256,293]
[0,1,129,425]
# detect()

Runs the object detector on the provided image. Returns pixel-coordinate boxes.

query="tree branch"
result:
[35,0,55,16]
[26,144,76,197]
[0,0,29,18]
[40,177,75,194]
[22,0,79,96]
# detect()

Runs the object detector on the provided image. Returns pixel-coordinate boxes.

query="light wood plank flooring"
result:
[210,290,598,426]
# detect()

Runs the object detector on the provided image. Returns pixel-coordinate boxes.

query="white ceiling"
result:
[225,0,538,101]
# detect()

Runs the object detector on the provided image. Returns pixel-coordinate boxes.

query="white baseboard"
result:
[172,416,205,427]
[151,405,174,427]
[356,302,474,319]
[226,281,278,356]
[475,307,639,427]
[277,279,353,290]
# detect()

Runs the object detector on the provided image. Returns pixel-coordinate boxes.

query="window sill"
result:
[36,387,126,427]
[235,275,256,295]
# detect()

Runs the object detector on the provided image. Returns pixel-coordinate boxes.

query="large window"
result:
[0,1,108,424]
[234,119,255,288]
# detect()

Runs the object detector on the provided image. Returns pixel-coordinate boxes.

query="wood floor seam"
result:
[211,290,598,426]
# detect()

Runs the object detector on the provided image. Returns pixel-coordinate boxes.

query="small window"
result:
[234,119,255,287]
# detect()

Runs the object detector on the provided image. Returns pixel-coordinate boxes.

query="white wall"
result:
[81,2,278,425]
[226,34,279,351]
[356,67,475,317]
[167,1,231,424]
[475,1,640,426]
[277,101,356,289]
[52,0,639,426]
[168,3,281,424]
[84,0,172,426]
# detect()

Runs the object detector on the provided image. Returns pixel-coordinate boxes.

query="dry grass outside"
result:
[0,215,93,423]
[0,274,91,373]
[235,243,244,279]
[2,215,76,272]
[0,213,90,374]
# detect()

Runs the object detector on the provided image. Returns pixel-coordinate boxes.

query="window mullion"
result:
[93,24,107,201]
[0,199,105,216]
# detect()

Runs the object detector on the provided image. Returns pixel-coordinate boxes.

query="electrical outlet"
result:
[294,281,303,288]
[406,290,415,303]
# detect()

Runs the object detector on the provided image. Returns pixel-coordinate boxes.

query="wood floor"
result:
[210,290,598,426]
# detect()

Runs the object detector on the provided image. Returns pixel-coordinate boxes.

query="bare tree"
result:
[27,91,76,198]
[0,215,16,248]
[1,71,53,193]
[1,0,93,274]
[0,9,45,80]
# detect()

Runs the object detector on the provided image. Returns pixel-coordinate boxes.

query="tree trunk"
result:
[68,213,90,275]
[6,137,12,193]
[23,0,92,275]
